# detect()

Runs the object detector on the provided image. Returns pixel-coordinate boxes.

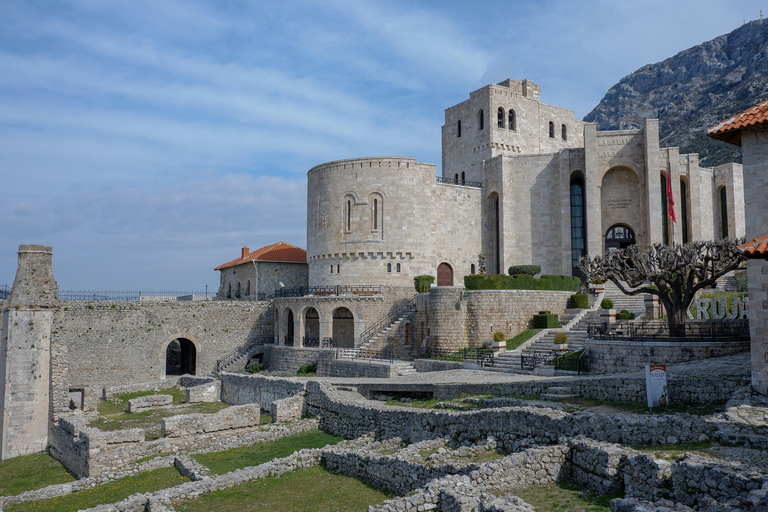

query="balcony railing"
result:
[436,175,482,188]
[275,285,382,298]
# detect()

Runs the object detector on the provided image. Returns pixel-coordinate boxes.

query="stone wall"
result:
[263,345,318,373]
[584,338,750,373]
[161,404,260,437]
[49,299,273,414]
[220,372,306,411]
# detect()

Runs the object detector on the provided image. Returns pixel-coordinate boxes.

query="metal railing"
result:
[520,350,555,370]
[58,290,210,301]
[303,336,320,347]
[0,284,10,300]
[554,348,588,374]
[436,175,482,188]
[284,336,294,347]
[418,347,495,367]
[215,336,273,372]
[275,285,382,298]
[358,295,417,347]
[586,320,750,342]
[335,348,394,364]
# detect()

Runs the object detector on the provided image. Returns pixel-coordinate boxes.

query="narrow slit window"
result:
[508,110,516,131]
[549,121,555,138]
[396,263,401,272]
[561,124,567,140]
[387,263,392,273]
[373,199,378,230]
[497,107,504,128]
[478,109,484,130]
[457,120,461,137]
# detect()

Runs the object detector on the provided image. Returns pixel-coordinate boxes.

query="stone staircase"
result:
[359,313,415,355]
[394,361,417,376]
[540,386,579,402]
[602,281,646,314]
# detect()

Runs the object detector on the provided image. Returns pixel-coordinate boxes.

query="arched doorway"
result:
[304,307,320,346]
[605,225,635,252]
[332,307,354,348]
[437,263,453,286]
[166,338,196,375]
[285,309,295,346]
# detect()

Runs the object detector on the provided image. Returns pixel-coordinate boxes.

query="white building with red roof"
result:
[214,241,307,300]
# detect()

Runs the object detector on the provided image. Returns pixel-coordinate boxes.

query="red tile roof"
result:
[215,241,307,270]
[707,99,768,146]
[736,233,768,260]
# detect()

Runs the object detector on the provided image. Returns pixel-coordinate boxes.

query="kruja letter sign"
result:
[687,296,749,320]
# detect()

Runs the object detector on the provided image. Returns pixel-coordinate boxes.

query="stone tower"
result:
[0,245,58,459]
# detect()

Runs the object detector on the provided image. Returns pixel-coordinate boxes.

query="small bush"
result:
[533,311,559,328]
[600,298,614,309]
[493,331,505,342]
[508,265,541,276]
[616,310,636,320]
[553,333,568,345]
[246,363,264,374]
[298,362,317,375]
[414,275,435,293]
[464,274,579,292]
[570,293,588,309]
[464,274,486,289]
[734,275,748,292]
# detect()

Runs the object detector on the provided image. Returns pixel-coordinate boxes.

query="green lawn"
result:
[0,452,74,497]
[192,430,344,475]
[7,467,189,512]
[507,328,542,350]
[513,481,616,512]
[175,466,392,512]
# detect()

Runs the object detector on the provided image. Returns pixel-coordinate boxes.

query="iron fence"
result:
[520,350,555,370]
[275,285,382,298]
[303,336,320,347]
[586,320,750,342]
[554,349,588,374]
[335,348,394,364]
[436,175,482,188]
[418,347,494,367]
[57,290,210,301]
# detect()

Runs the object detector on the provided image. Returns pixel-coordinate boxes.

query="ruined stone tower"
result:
[0,245,58,459]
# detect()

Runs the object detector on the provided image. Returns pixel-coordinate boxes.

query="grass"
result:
[91,401,230,440]
[98,387,187,416]
[174,466,392,512]
[507,328,542,350]
[192,430,344,475]
[699,290,748,314]
[629,441,715,461]
[7,467,189,512]
[0,452,74,497]
[559,397,727,416]
[513,480,616,512]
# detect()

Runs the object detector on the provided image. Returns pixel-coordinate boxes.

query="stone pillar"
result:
[584,124,602,258]
[667,147,683,245]
[1,245,58,459]
[644,119,663,244]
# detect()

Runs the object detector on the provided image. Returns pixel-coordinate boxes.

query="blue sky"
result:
[1,0,764,291]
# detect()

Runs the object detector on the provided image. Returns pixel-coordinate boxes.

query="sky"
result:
[1,0,765,292]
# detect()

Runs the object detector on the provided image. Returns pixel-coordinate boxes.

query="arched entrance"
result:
[605,225,635,252]
[332,307,354,348]
[285,309,295,346]
[166,338,196,375]
[304,307,320,346]
[437,262,454,286]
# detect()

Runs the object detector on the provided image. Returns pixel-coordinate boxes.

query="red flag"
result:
[666,176,677,223]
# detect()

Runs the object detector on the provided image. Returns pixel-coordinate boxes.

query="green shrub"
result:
[493,331,506,342]
[735,275,748,292]
[508,265,541,276]
[298,362,317,375]
[414,275,435,293]
[463,274,486,289]
[569,293,589,309]
[539,275,581,291]
[553,333,568,345]
[616,310,636,320]
[533,311,559,328]
[246,363,264,374]
[600,298,614,309]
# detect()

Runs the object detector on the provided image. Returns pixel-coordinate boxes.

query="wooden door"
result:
[437,263,453,286]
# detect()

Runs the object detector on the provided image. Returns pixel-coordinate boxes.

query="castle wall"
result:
[50,300,273,413]
[217,261,307,300]
[430,183,482,280]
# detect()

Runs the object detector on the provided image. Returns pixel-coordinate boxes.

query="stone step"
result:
[539,392,580,402]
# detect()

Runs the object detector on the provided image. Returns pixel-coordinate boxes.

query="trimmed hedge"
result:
[600,298,614,309]
[414,275,435,293]
[493,331,506,342]
[533,310,559,328]
[616,309,636,320]
[508,265,541,276]
[464,274,580,292]
[570,293,588,309]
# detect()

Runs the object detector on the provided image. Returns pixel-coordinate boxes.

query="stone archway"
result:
[165,338,196,375]
[332,307,355,348]
[285,309,295,346]
[605,224,636,252]
[304,307,320,346]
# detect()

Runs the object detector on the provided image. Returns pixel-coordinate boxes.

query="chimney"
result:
[241,246,250,259]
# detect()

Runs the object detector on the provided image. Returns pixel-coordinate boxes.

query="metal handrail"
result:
[215,336,272,372]
[358,295,417,346]
[275,285,382,298]
[520,350,554,370]
[586,320,750,342]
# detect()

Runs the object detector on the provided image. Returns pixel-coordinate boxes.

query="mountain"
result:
[584,18,768,167]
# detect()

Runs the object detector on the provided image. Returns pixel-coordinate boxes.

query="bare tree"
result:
[579,240,745,334]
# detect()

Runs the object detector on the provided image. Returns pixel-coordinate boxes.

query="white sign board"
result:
[645,364,668,408]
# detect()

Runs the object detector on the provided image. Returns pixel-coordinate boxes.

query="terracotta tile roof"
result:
[214,241,307,270]
[736,233,768,260]
[707,99,768,146]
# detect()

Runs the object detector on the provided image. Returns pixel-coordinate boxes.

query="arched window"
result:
[454,173,459,182]
[680,180,689,243]
[461,171,465,183]
[508,110,516,131]
[345,199,351,232]
[246,280,251,296]
[396,263,401,272]
[497,107,504,128]
[387,263,392,273]
[370,194,382,231]
[549,121,555,138]
[720,187,729,238]
[570,177,586,272]
[661,174,669,245]
[478,109,484,130]
[561,124,567,140]
[227,284,231,299]
[337,264,340,273]
[471,264,476,274]
[330,265,333,273]
[236,281,241,298]
[457,119,461,138]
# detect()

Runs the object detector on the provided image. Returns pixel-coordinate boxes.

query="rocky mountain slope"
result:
[584,18,768,167]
